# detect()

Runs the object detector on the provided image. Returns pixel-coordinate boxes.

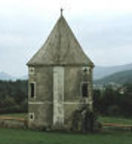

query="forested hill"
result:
[95,69,132,85]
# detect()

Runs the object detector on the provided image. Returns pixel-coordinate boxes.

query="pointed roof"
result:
[27,13,94,67]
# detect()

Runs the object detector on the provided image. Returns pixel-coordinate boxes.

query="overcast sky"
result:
[0,0,132,76]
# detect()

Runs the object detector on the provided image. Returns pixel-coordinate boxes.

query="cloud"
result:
[0,0,132,76]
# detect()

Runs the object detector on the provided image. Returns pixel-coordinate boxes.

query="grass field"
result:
[99,116,132,125]
[0,127,132,144]
[0,114,132,144]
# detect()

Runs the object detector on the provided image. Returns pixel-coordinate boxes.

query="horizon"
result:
[1,62,132,77]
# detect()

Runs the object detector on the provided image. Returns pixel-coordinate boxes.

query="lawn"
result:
[99,116,132,125]
[0,127,132,144]
[0,114,132,144]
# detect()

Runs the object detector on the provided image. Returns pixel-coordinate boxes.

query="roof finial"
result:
[60,8,63,16]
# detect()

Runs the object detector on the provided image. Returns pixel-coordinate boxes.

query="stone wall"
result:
[28,66,53,128]
[28,103,53,129]
[28,65,93,130]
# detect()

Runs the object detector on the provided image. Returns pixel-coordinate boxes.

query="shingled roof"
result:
[27,14,94,67]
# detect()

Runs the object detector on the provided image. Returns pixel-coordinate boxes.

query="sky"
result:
[0,0,132,77]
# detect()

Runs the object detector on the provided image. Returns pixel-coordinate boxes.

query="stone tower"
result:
[27,11,94,130]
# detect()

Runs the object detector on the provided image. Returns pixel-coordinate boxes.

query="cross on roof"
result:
[60,8,63,16]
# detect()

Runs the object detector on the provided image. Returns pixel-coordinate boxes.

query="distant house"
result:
[118,86,127,94]
[27,10,94,130]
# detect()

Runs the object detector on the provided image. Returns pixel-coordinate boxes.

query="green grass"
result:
[0,114,132,144]
[0,128,132,144]
[0,113,27,119]
[99,116,132,125]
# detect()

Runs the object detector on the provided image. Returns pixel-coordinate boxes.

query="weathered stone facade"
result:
[27,12,94,130]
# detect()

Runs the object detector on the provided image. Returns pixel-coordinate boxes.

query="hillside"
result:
[95,69,132,85]
[94,63,132,80]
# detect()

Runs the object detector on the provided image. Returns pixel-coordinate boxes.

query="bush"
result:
[72,106,100,133]
[0,80,28,114]
[93,84,132,117]
[107,105,120,116]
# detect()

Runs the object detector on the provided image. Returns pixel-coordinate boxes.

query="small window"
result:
[29,67,35,75]
[82,67,91,74]
[81,82,88,97]
[30,82,36,98]
[29,113,35,121]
